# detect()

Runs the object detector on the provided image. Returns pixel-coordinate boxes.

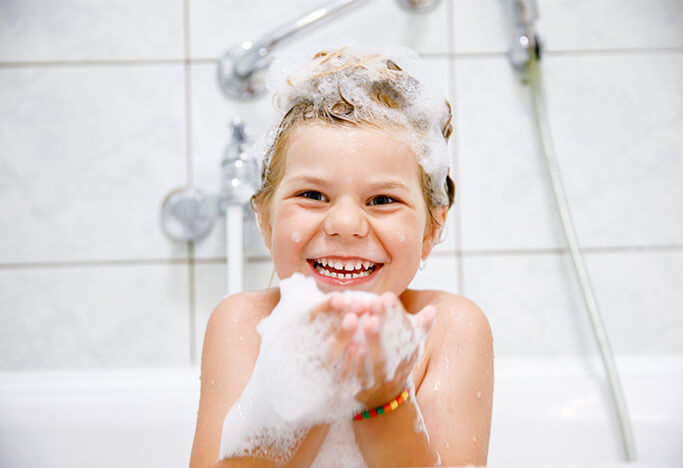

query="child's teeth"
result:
[315,264,371,279]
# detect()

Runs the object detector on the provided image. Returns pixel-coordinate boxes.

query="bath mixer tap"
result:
[160,119,258,242]
[217,0,443,100]
[506,0,542,74]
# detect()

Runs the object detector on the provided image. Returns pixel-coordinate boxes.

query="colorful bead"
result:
[352,386,410,421]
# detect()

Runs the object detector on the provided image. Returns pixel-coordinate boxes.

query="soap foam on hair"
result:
[251,41,452,208]
[218,273,430,465]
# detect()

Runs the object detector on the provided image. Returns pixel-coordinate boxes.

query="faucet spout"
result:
[506,0,542,73]
[217,0,373,100]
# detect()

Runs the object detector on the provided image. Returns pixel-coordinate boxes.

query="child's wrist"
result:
[354,384,410,420]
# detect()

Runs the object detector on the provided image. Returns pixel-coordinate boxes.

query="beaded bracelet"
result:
[353,388,410,421]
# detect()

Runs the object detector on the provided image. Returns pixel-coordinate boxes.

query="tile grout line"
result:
[183,0,197,367]
[0,244,681,270]
[449,0,465,296]
[2,46,682,69]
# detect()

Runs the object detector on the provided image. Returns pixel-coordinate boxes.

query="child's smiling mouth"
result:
[306,257,384,286]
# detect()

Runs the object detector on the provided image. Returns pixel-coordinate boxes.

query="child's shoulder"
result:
[210,287,281,326]
[404,288,492,343]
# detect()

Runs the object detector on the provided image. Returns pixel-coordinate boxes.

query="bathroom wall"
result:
[1,0,681,369]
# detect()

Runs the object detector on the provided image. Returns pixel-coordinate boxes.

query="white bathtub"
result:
[0,356,680,468]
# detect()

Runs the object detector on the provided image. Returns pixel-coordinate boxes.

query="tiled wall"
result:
[1,0,681,369]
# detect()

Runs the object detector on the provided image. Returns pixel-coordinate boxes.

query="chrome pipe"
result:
[218,0,373,99]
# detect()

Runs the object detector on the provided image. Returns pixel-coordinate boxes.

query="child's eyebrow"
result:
[286,175,410,192]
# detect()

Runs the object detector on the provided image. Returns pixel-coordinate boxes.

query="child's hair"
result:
[249,46,456,234]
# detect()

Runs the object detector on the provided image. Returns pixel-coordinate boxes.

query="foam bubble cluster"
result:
[249,43,452,207]
[218,273,430,465]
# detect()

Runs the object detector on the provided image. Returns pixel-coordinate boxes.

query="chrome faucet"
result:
[217,118,259,213]
[217,0,443,100]
[506,0,542,76]
[160,119,258,242]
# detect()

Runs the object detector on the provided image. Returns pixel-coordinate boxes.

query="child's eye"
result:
[369,195,398,206]
[297,190,328,202]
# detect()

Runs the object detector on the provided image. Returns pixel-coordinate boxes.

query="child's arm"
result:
[351,293,494,467]
[417,294,494,466]
[189,292,338,468]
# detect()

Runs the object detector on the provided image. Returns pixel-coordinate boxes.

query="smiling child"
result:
[190,46,494,468]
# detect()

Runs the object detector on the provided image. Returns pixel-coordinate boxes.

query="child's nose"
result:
[323,197,369,238]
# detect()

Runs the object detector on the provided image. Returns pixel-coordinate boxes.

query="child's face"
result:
[261,123,444,295]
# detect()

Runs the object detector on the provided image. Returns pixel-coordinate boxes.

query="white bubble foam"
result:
[218,272,430,465]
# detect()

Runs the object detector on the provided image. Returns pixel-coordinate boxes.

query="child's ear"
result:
[421,206,448,260]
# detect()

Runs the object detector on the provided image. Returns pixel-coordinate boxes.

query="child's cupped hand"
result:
[314,292,437,410]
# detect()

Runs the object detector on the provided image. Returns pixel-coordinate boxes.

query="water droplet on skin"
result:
[292,231,301,243]
[398,232,405,243]
[477,391,482,398]
[210,379,214,385]
[239,335,244,343]
[472,436,477,442]
[434,381,440,391]
[232,318,238,324]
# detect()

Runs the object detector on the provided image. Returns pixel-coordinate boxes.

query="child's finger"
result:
[369,297,384,316]
[340,344,359,380]
[364,315,385,384]
[355,346,370,388]
[325,312,358,366]
[308,293,345,323]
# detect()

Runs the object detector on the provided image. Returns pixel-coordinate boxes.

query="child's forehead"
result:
[284,125,420,180]
[287,123,414,161]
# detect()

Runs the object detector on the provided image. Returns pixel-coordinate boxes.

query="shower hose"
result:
[524,53,638,461]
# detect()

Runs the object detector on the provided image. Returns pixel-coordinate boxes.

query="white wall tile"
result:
[453,0,509,54]
[190,0,449,60]
[542,53,683,248]
[455,56,566,251]
[0,264,191,369]
[0,0,184,61]
[0,65,187,263]
[463,249,683,357]
[463,252,599,357]
[536,0,683,51]
[584,250,683,355]
[453,0,683,55]
[408,253,459,293]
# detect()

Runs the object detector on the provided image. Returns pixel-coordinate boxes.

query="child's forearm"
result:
[214,423,331,468]
[353,399,440,467]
